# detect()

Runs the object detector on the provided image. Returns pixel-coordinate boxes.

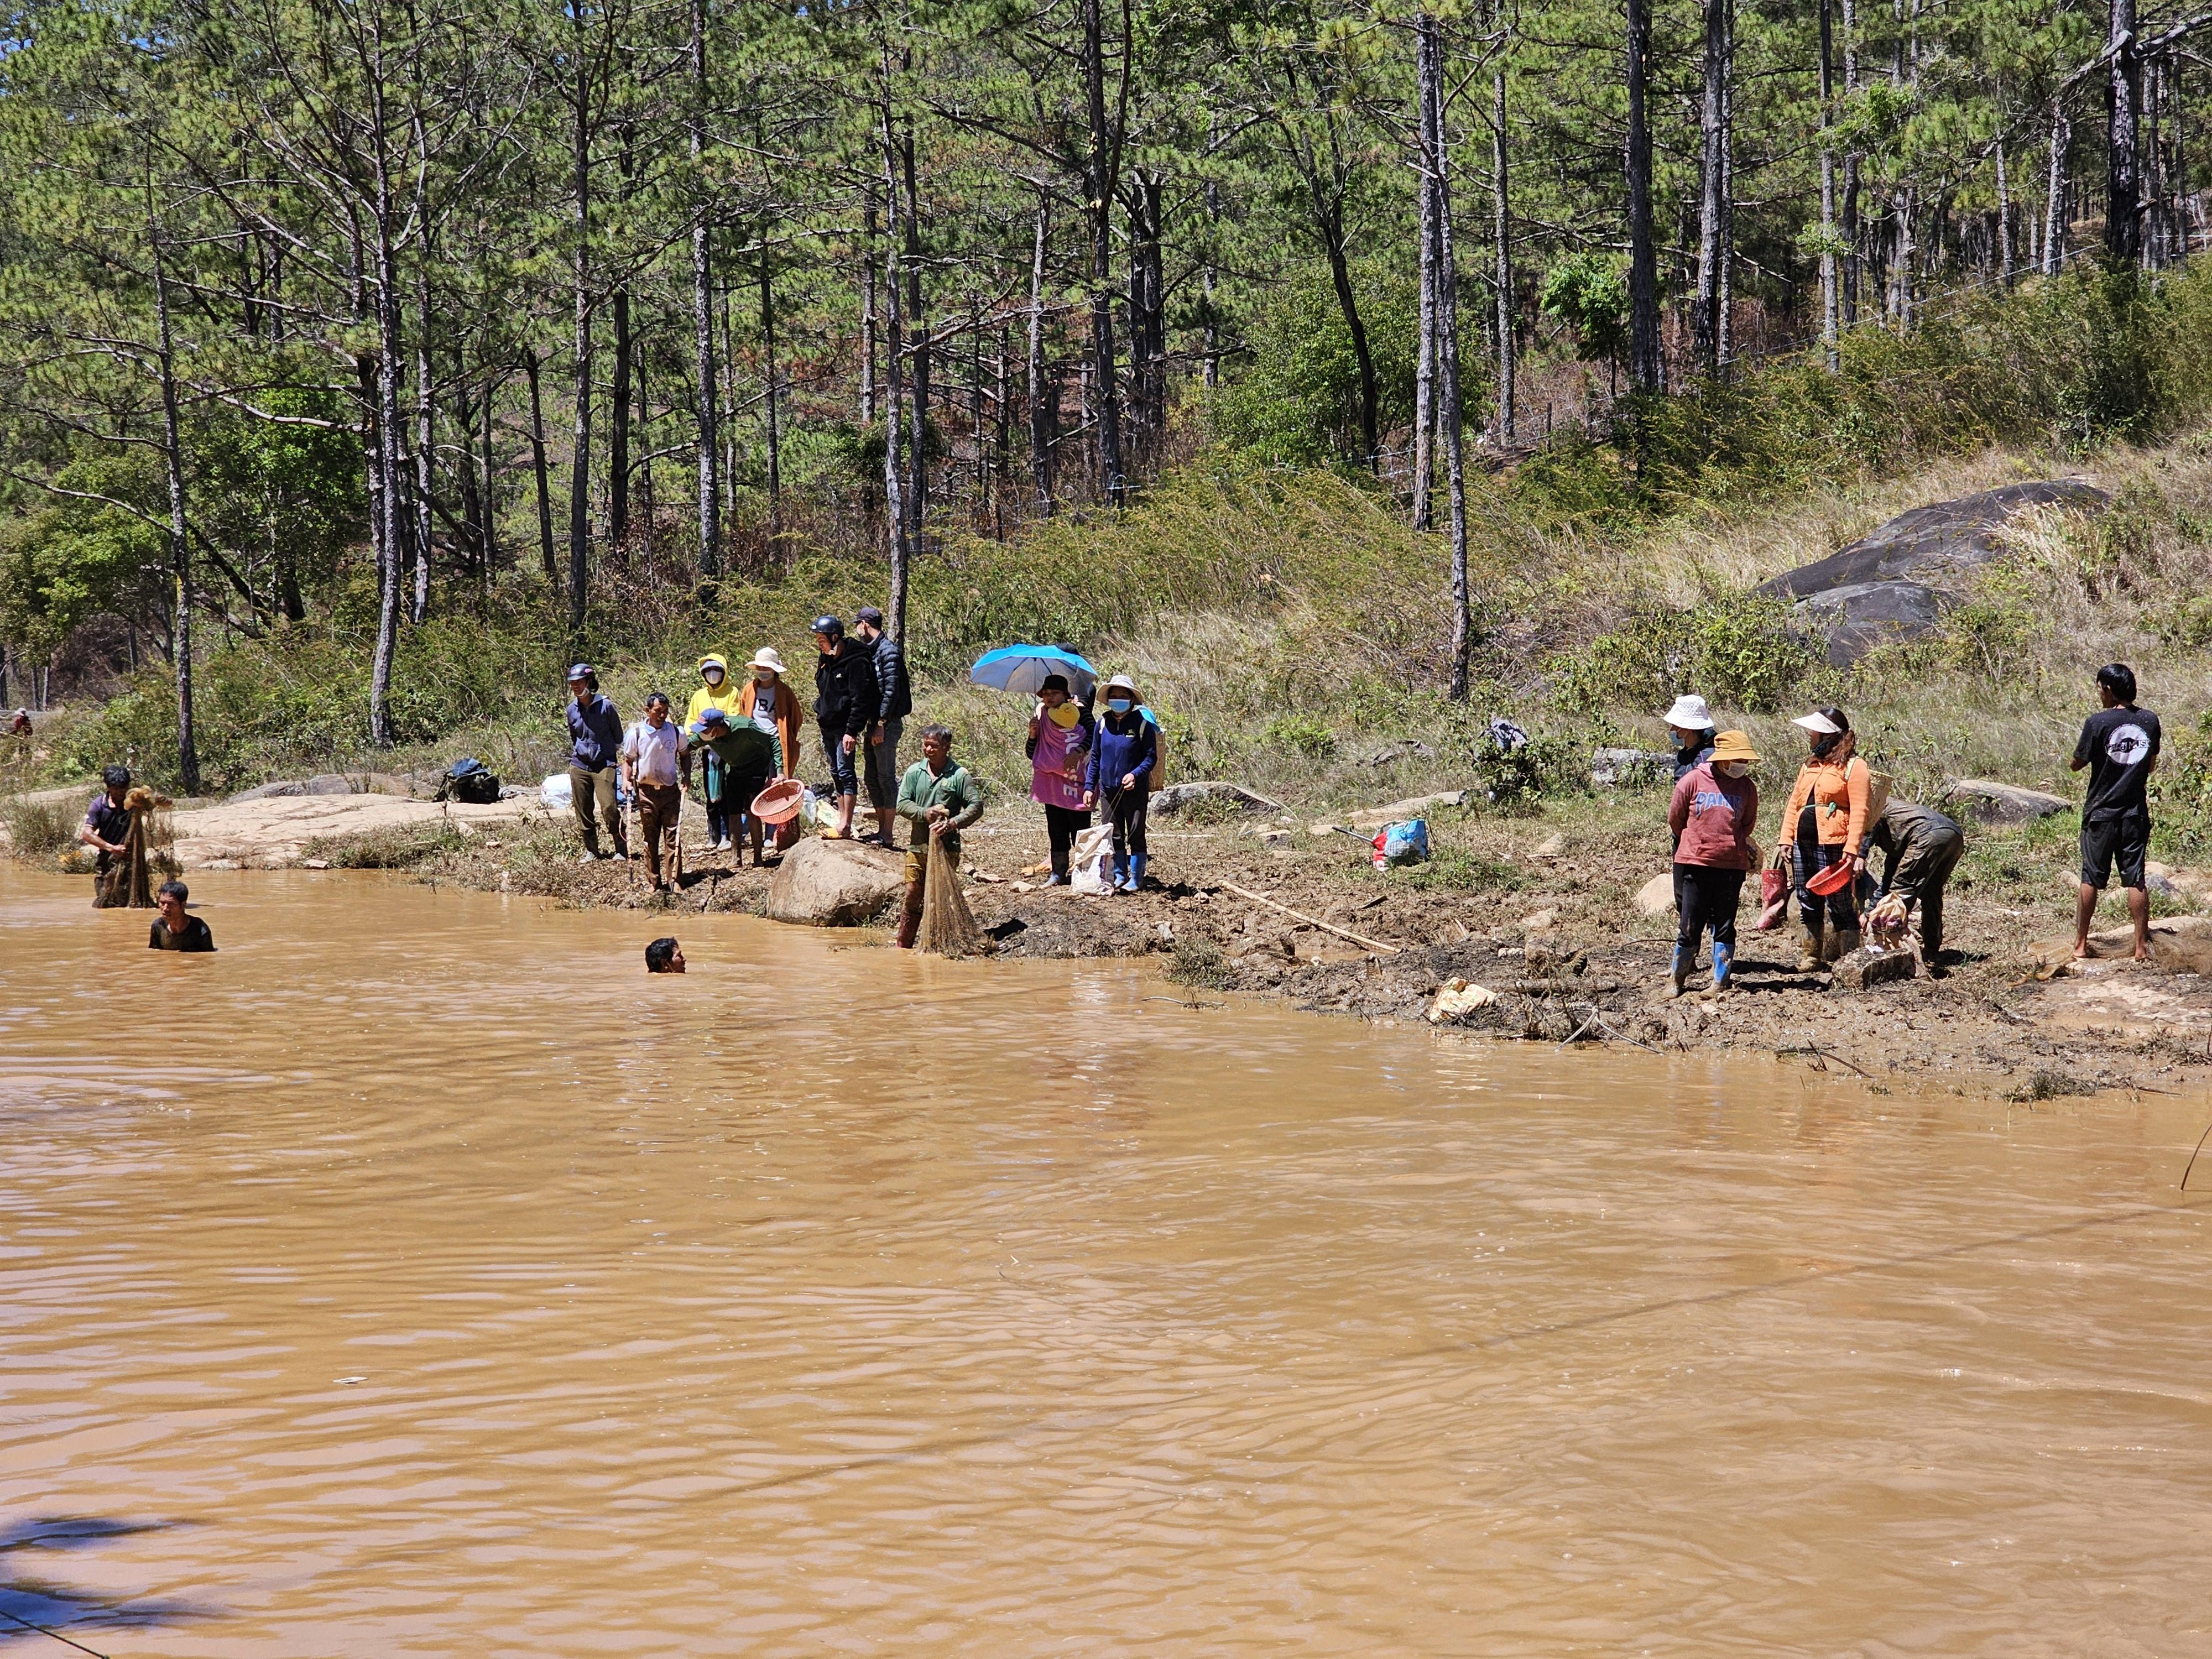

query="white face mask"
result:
[1719,760,1752,779]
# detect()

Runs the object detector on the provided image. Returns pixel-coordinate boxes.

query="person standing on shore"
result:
[2071,662,2161,961]
[1086,674,1156,894]
[685,655,745,852]
[148,879,216,952]
[621,692,685,893]
[853,607,911,849]
[1782,707,1872,969]
[1866,796,1965,975]
[1026,672,1093,885]
[1663,694,1716,779]
[1666,729,1760,996]
[736,646,804,857]
[566,664,627,864]
[811,616,878,842]
[894,724,987,949]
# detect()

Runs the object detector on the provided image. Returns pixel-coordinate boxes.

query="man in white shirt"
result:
[621,692,685,892]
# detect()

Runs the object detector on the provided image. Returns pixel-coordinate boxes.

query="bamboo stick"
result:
[1218,881,1401,954]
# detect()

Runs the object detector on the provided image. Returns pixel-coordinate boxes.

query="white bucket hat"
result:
[1661,693,1714,731]
[750,646,787,675]
[1791,711,1844,734]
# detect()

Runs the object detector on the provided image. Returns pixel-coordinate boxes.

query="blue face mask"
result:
[1107,698,1133,713]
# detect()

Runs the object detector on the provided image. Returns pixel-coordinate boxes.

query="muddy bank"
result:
[379,794,2212,1100]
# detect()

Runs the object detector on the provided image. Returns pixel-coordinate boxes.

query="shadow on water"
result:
[0,1518,214,1654]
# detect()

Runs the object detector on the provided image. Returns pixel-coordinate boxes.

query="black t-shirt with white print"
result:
[2073,705,2161,822]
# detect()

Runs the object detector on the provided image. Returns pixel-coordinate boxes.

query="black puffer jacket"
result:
[813,642,880,739]
[871,632,912,722]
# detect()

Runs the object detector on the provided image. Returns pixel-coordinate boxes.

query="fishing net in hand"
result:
[915,831,985,957]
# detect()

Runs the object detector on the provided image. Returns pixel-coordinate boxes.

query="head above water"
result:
[102,764,131,799]
[157,879,189,927]
[645,936,685,974]
[2097,662,2137,706]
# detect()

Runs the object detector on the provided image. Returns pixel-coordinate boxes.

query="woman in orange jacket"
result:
[1782,706,1874,968]
[735,647,806,854]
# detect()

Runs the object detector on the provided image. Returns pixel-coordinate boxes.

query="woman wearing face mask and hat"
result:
[1665,728,1761,995]
[735,646,804,858]
[1084,673,1157,893]
[685,654,745,851]
[1781,706,1874,969]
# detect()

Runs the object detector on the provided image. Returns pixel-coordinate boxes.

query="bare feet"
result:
[2073,942,2095,960]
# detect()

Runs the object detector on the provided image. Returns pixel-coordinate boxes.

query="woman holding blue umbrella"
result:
[971,645,1103,886]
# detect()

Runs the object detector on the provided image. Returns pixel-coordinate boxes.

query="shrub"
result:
[1,794,79,858]
[300,822,468,869]
[1262,713,1336,759]
[1551,593,1821,716]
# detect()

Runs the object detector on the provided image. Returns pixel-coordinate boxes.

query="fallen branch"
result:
[1595,1018,1664,1054]
[1556,1011,1603,1048]
[2183,1120,2212,1193]
[1775,1043,1875,1079]
[1219,881,1401,954]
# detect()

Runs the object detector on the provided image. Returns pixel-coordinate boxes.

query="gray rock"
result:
[1792,580,1953,666]
[1590,748,1672,788]
[1150,781,1285,818]
[226,779,307,803]
[1944,778,2072,825]
[1830,947,1916,990]
[302,773,358,796]
[764,836,905,926]
[1756,481,2107,601]
[1346,790,1467,830]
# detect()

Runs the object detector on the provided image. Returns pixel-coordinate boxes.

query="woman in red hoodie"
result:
[1666,728,1761,997]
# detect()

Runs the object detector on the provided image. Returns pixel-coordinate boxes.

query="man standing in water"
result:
[566,663,627,865]
[894,724,987,950]
[77,765,134,877]
[148,880,215,951]
[2072,662,2160,961]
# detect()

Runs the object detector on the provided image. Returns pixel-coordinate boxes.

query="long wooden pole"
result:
[1219,881,1401,954]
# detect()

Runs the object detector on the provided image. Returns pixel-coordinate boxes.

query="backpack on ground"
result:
[439,757,502,805]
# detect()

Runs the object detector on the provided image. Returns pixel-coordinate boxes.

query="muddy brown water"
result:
[5,865,2212,1657]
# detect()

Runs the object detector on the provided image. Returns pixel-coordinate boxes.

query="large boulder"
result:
[1830,947,1916,991]
[1754,481,2106,664]
[1150,781,1284,819]
[1591,748,1672,788]
[226,779,307,804]
[1944,778,2072,826]
[302,773,358,796]
[1345,790,1467,830]
[765,836,905,926]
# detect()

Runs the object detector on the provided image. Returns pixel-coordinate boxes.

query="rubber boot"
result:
[1710,939,1734,994]
[1130,852,1148,891]
[895,885,923,950]
[1796,917,1825,973]
[1828,927,1861,963]
[1665,942,1692,999]
[1109,854,1128,894]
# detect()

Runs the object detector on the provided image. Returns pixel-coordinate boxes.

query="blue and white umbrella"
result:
[968,644,1098,700]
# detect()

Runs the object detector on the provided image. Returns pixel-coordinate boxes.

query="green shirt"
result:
[896,759,985,849]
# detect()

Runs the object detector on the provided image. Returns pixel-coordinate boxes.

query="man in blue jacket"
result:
[565,662,627,863]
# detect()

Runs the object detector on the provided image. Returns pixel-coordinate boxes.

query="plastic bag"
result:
[1070,824,1115,894]
[539,774,573,810]
[1371,818,1431,869]
[1756,864,1791,930]
[915,832,985,957]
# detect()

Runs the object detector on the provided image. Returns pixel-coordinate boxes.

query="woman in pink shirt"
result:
[1666,728,1761,997]
[1026,673,1094,885]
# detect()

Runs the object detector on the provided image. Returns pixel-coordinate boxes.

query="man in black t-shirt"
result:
[148,879,216,953]
[2070,662,2161,961]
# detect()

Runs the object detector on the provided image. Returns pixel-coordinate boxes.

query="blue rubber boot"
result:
[1711,939,1735,993]
[1666,942,1692,999]
[1129,852,1148,892]
[1109,854,1129,893]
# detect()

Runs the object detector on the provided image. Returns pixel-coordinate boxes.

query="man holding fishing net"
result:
[894,724,987,952]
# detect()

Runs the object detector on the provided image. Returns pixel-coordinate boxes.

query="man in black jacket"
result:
[853,606,912,848]
[811,615,878,839]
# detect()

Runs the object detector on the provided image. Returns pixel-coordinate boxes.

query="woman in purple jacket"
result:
[1084,673,1157,893]
[1665,728,1761,997]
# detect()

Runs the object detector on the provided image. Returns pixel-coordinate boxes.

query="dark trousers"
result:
[1044,804,1091,877]
[1887,828,1964,959]
[568,764,626,857]
[820,724,859,798]
[636,782,681,886]
[1793,806,1857,931]
[1675,864,1745,952]
[1107,790,1149,863]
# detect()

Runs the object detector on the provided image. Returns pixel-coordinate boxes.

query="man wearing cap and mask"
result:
[565,664,627,864]
[852,607,911,849]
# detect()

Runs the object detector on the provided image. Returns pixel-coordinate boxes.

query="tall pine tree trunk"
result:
[1027,201,1053,515]
[1694,0,1729,375]
[1082,0,1126,503]
[1818,0,1841,369]
[1422,12,1471,700]
[567,56,593,645]
[1412,14,1439,531]
[1625,0,1661,392]
[2107,0,2142,263]
[878,79,910,637]
[525,347,558,597]
[413,281,433,625]
[150,213,200,792]
[1493,61,1516,443]
[690,0,719,585]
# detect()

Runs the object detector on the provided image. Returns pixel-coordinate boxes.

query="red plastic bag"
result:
[1756,864,1790,931]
